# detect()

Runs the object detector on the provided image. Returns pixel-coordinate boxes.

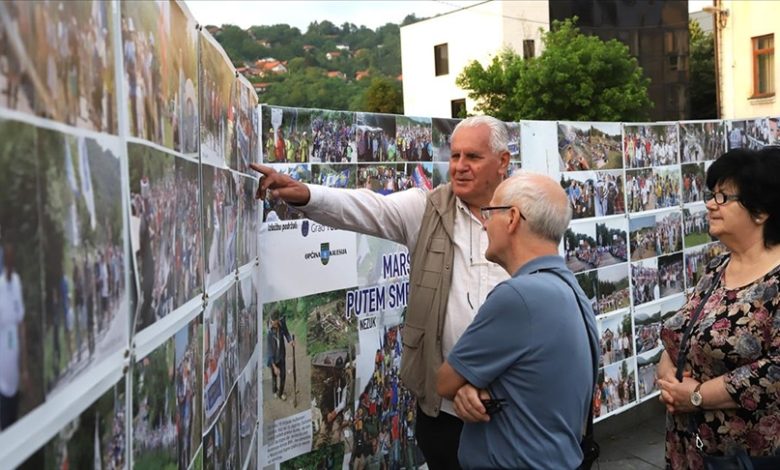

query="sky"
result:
[184,0,714,31]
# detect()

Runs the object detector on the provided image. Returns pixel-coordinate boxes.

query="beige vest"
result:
[399,183,456,417]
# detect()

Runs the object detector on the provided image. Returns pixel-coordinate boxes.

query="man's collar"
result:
[513,255,566,277]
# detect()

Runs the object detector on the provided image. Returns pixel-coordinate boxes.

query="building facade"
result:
[401,0,690,121]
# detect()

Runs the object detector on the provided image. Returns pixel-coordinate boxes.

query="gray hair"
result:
[499,172,572,244]
[453,115,509,154]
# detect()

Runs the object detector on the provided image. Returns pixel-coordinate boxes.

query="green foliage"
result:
[361,76,404,114]
[457,18,652,121]
[689,20,717,119]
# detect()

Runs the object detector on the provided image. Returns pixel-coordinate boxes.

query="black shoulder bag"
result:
[675,270,780,470]
[537,268,600,470]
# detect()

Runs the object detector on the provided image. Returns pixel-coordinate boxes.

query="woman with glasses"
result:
[656,146,780,469]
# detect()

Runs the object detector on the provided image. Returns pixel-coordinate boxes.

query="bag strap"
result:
[675,269,723,382]
[533,268,598,444]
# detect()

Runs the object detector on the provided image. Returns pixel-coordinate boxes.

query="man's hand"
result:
[249,163,311,204]
[271,363,280,377]
[452,384,491,423]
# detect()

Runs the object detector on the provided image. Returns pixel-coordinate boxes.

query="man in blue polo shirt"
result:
[437,171,599,469]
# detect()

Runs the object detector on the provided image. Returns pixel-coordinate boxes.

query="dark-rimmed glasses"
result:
[703,190,740,205]
[480,205,526,220]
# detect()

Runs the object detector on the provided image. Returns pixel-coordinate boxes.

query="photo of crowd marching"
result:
[204,388,239,470]
[574,263,630,317]
[594,359,637,418]
[202,165,238,286]
[684,242,727,291]
[356,112,396,163]
[130,143,203,333]
[313,163,357,189]
[351,325,421,470]
[238,352,258,467]
[39,130,126,397]
[558,121,623,171]
[237,274,259,376]
[262,106,314,163]
[506,121,521,160]
[0,1,117,133]
[262,163,312,223]
[358,164,416,195]
[236,77,260,174]
[680,120,725,163]
[563,218,627,273]
[625,165,681,213]
[432,117,460,161]
[631,257,659,306]
[395,115,433,161]
[726,117,780,150]
[310,110,357,163]
[681,162,707,203]
[204,289,237,431]
[122,1,199,154]
[629,209,683,262]
[636,349,662,400]
[237,175,260,266]
[683,203,711,248]
[657,252,684,299]
[598,311,634,368]
[622,123,679,169]
[561,170,626,220]
[199,31,236,168]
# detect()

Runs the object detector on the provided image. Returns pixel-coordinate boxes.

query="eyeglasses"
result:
[703,190,740,205]
[480,205,526,220]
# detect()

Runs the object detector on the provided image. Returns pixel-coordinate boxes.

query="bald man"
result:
[436,172,599,469]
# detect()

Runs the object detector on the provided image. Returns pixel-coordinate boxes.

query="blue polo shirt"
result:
[448,256,598,469]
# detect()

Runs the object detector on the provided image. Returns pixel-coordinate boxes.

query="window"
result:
[752,34,775,97]
[451,99,466,119]
[434,43,449,76]
[523,39,535,59]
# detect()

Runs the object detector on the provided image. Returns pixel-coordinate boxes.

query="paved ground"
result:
[594,398,667,469]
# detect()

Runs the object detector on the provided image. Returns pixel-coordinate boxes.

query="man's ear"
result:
[499,151,510,178]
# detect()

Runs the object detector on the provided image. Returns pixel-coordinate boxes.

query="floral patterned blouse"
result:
[660,253,780,469]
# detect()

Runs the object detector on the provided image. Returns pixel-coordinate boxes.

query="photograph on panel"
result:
[558,121,622,171]
[636,349,662,400]
[431,117,460,162]
[0,120,44,429]
[43,379,126,469]
[622,123,679,169]
[357,163,411,195]
[594,359,637,417]
[236,174,260,267]
[200,31,236,168]
[204,289,236,431]
[0,1,117,132]
[261,163,311,223]
[652,165,682,209]
[356,234,408,288]
[629,210,682,262]
[309,109,356,163]
[312,163,357,189]
[431,162,450,187]
[565,217,628,273]
[407,162,434,191]
[681,162,706,203]
[596,264,630,316]
[683,203,712,248]
[597,311,633,368]
[631,257,659,307]
[261,106,314,164]
[658,252,685,299]
[238,352,258,467]
[121,0,199,152]
[726,117,779,150]
[395,115,432,161]
[633,303,663,357]
[204,387,239,470]
[236,77,259,173]
[129,144,200,332]
[561,170,625,219]
[202,165,238,285]
[260,296,313,427]
[38,129,126,397]
[281,443,345,470]
[575,270,599,315]
[625,168,654,213]
[680,120,725,163]
[174,316,203,470]
[506,121,521,162]
[684,242,727,290]
[355,112,397,163]
[237,273,259,374]
[133,339,176,468]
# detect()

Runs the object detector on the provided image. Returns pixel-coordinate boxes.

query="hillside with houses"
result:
[207,16,419,112]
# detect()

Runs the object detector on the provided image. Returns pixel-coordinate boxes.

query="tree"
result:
[689,19,717,119]
[360,76,403,114]
[457,18,652,122]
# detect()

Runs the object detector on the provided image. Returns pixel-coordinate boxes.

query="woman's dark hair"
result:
[706,146,780,247]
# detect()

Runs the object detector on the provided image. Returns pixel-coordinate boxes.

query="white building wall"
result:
[719,0,780,118]
[401,1,549,118]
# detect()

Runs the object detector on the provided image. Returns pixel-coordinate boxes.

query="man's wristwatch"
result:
[690,383,703,407]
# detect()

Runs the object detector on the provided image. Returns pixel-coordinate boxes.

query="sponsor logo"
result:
[321,243,330,265]
[303,242,349,264]
[301,220,309,237]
